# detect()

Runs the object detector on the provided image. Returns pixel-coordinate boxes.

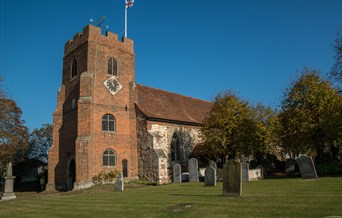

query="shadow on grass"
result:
[264,174,341,180]
[164,203,195,212]
[169,193,219,197]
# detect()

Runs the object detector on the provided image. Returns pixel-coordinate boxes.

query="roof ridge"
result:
[136,83,212,103]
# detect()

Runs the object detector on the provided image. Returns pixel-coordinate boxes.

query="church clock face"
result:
[104,77,122,95]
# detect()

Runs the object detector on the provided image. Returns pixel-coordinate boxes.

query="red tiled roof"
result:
[135,84,213,125]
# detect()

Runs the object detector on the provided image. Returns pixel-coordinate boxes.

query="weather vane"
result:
[90,16,109,29]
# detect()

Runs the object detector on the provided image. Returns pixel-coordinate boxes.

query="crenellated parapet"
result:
[64,25,134,56]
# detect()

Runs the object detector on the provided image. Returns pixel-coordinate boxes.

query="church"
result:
[47,25,212,190]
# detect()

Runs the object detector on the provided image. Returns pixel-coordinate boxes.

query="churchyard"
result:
[0,176,341,218]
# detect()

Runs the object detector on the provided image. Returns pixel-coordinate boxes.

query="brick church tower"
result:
[47,25,138,190]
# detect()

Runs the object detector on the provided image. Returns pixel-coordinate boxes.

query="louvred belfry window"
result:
[108,58,118,76]
[71,59,77,78]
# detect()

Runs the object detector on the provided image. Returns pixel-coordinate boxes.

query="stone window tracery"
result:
[171,133,183,162]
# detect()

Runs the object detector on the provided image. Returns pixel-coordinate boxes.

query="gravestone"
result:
[222,160,242,196]
[209,160,217,170]
[173,163,182,183]
[256,165,264,179]
[204,166,216,186]
[241,162,249,182]
[181,172,189,182]
[188,158,199,182]
[297,155,318,179]
[249,168,263,180]
[116,173,124,191]
[285,158,296,175]
[1,162,16,201]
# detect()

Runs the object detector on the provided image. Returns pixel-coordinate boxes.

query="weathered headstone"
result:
[181,172,189,182]
[297,155,318,179]
[188,158,199,182]
[285,158,296,175]
[222,160,242,197]
[249,168,263,180]
[173,163,182,183]
[204,166,216,186]
[209,160,217,170]
[241,162,249,182]
[1,162,16,201]
[256,165,264,179]
[116,173,124,191]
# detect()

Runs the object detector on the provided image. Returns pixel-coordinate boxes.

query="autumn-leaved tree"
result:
[0,98,29,176]
[330,31,342,87]
[0,75,4,98]
[200,91,268,161]
[279,68,342,161]
[251,103,281,159]
[28,124,52,163]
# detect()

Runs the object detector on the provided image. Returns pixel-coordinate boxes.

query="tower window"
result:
[108,58,118,76]
[71,99,76,110]
[103,149,116,166]
[71,59,77,78]
[102,114,115,132]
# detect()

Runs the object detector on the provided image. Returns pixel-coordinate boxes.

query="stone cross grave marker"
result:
[188,158,199,182]
[297,155,318,179]
[209,160,217,170]
[173,163,182,183]
[241,162,249,182]
[116,173,124,191]
[205,166,216,186]
[1,162,16,201]
[222,160,242,197]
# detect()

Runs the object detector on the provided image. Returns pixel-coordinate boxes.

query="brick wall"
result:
[48,25,138,190]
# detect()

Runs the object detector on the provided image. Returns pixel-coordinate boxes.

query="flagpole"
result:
[124,0,128,38]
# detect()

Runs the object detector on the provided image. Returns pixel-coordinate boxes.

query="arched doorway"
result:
[67,159,76,190]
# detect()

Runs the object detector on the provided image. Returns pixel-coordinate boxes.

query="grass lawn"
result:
[0,177,341,218]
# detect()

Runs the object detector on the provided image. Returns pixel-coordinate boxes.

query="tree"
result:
[330,31,342,87]
[0,75,5,98]
[279,68,342,160]
[28,124,52,163]
[200,91,267,161]
[0,98,29,176]
[251,103,282,159]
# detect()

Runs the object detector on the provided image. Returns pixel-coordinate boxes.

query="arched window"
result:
[102,114,115,132]
[171,133,182,162]
[71,59,77,78]
[108,57,118,76]
[103,149,116,166]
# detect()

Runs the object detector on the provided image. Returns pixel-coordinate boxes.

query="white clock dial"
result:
[104,77,122,95]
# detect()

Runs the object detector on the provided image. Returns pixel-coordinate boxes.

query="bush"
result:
[316,161,342,175]
[216,168,223,182]
[92,170,120,185]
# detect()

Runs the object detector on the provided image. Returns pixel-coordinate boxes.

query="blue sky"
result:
[1,0,341,131]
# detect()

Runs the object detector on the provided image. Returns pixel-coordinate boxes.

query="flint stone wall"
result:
[137,114,202,184]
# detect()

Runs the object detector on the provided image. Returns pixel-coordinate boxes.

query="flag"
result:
[126,0,134,9]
